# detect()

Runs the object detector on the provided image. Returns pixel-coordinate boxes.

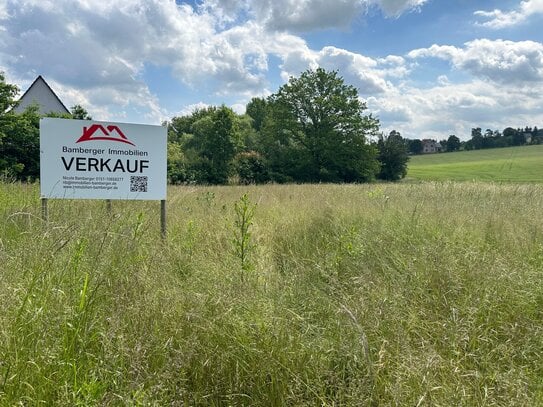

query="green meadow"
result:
[407,145,543,182]
[1,181,543,405]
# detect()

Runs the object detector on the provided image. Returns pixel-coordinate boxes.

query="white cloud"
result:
[367,95,413,123]
[437,75,449,85]
[317,46,392,94]
[0,0,258,121]
[197,0,245,25]
[177,102,212,117]
[0,1,7,19]
[408,39,543,85]
[372,0,428,17]
[0,0,430,123]
[230,103,246,114]
[266,42,410,95]
[399,38,543,138]
[249,0,365,31]
[201,0,429,31]
[474,0,543,29]
[370,78,543,141]
[1,0,540,143]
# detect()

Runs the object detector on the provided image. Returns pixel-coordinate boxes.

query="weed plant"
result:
[0,182,542,405]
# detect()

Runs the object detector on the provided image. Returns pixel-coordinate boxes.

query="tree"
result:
[171,105,243,184]
[236,113,260,152]
[234,151,269,184]
[201,105,242,183]
[166,141,187,184]
[503,127,517,138]
[471,128,483,149]
[376,131,409,181]
[446,135,460,152]
[408,139,423,155]
[258,101,306,182]
[0,72,19,113]
[70,104,92,120]
[0,105,40,180]
[532,126,541,144]
[0,74,41,180]
[512,132,526,146]
[262,68,379,183]
[246,97,267,132]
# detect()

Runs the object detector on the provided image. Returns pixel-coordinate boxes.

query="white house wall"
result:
[14,77,69,115]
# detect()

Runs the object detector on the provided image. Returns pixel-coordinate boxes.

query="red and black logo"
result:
[76,124,135,146]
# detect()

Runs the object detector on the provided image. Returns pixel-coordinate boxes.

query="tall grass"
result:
[1,182,542,405]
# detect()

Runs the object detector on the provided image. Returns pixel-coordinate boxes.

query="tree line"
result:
[464,127,542,150]
[406,126,542,155]
[1,69,411,183]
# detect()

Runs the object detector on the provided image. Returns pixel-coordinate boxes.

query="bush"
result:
[234,151,269,184]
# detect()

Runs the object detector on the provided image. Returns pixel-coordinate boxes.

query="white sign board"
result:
[40,118,167,200]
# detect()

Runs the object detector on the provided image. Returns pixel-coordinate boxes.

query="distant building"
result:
[521,132,532,144]
[421,139,442,154]
[13,75,69,115]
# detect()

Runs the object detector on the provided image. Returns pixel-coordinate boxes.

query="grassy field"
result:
[407,145,543,182]
[1,181,543,405]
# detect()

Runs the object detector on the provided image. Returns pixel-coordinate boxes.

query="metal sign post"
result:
[161,199,166,239]
[41,197,48,223]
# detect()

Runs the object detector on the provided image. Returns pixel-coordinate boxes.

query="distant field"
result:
[407,145,543,182]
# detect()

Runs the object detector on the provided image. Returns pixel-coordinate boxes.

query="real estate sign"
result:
[40,118,167,200]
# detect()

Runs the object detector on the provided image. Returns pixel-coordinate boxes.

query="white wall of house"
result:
[13,76,69,115]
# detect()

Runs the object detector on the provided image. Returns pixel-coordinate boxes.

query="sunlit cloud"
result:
[474,0,543,29]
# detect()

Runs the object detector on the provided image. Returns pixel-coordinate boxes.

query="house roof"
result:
[14,75,70,115]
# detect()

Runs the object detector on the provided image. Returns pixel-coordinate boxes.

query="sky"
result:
[0,0,542,140]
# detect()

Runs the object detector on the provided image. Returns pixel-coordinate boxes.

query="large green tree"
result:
[408,139,423,155]
[471,128,483,149]
[376,130,409,181]
[0,106,41,180]
[199,105,242,184]
[167,106,244,184]
[0,74,41,180]
[262,68,379,183]
[446,135,460,152]
[246,97,267,132]
[0,72,18,113]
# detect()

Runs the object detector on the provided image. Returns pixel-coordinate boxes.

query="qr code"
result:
[130,176,148,192]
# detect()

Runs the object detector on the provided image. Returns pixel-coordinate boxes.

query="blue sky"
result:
[1,0,542,140]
